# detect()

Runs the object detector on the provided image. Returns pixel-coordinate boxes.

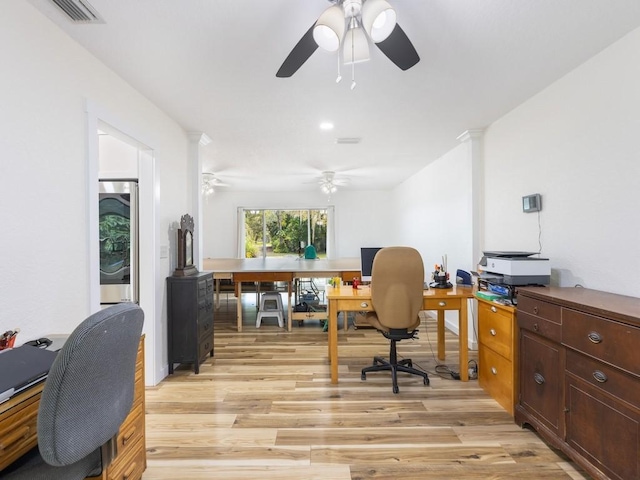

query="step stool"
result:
[256,291,284,328]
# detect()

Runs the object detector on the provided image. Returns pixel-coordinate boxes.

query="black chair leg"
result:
[361,339,429,393]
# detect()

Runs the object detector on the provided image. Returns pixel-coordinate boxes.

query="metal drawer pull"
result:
[533,323,539,332]
[534,373,545,385]
[593,370,608,383]
[439,301,446,307]
[360,302,369,308]
[490,328,497,336]
[490,306,497,313]
[587,331,603,344]
[533,306,539,315]
[491,367,498,375]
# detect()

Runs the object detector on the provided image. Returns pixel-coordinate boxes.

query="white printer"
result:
[479,251,550,286]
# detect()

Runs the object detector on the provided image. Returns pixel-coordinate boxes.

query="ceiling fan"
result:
[316,171,349,194]
[276,0,419,79]
[201,173,229,196]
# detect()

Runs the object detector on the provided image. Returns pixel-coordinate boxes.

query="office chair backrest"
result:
[37,303,144,467]
[370,247,424,330]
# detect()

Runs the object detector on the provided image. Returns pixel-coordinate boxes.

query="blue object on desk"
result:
[304,245,317,259]
[456,269,473,285]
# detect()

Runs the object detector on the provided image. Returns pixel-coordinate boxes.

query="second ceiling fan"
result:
[276,0,419,79]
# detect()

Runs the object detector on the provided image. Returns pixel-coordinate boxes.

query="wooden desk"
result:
[203,257,360,332]
[0,337,146,479]
[326,285,475,384]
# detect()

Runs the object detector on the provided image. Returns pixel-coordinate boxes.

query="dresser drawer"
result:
[479,345,514,415]
[518,311,562,343]
[198,335,213,360]
[198,313,213,338]
[566,349,640,409]
[478,302,514,360]
[517,295,561,323]
[563,309,640,376]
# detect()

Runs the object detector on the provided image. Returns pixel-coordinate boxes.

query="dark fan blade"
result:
[276,23,319,78]
[376,23,420,71]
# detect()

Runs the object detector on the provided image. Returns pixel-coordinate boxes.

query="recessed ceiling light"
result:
[320,122,334,131]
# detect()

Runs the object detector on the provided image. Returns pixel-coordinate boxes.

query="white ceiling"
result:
[29,0,640,193]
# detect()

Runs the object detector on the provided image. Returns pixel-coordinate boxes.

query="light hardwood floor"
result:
[143,293,591,480]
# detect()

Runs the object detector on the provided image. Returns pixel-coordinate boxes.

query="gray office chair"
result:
[2,303,144,480]
[361,246,430,393]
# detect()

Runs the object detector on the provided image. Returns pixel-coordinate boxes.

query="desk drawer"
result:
[107,436,145,480]
[115,401,144,457]
[0,392,39,471]
[478,302,514,361]
[423,297,462,311]
[479,345,514,415]
[334,298,374,311]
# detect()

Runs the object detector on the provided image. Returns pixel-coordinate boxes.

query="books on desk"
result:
[0,345,58,404]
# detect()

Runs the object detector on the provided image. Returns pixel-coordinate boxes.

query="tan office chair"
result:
[361,246,430,393]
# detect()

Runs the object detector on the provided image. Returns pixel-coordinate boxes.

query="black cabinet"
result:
[167,272,214,374]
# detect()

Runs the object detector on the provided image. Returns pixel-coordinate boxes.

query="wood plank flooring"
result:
[143,293,591,479]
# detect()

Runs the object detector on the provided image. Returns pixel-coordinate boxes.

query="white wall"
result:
[483,26,640,297]
[393,143,475,275]
[393,143,478,347]
[0,1,191,385]
[202,189,396,259]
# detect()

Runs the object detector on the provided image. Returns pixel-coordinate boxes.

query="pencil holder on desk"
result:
[0,329,18,350]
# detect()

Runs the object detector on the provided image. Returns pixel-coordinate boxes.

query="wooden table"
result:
[203,257,361,332]
[326,284,475,384]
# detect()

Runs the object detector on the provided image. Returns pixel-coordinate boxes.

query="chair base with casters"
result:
[361,328,430,394]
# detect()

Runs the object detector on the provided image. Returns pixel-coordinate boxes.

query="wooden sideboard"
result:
[0,337,146,479]
[477,297,518,416]
[516,287,640,480]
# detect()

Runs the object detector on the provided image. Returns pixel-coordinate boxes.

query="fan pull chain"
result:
[350,26,356,90]
[336,46,342,83]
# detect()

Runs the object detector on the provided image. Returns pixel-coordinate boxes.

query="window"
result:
[240,208,331,258]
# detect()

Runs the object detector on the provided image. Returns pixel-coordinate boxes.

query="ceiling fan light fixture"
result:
[321,182,337,195]
[362,0,397,43]
[313,6,345,52]
[343,23,370,64]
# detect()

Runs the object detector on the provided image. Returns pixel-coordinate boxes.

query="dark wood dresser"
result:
[167,271,214,374]
[516,286,640,480]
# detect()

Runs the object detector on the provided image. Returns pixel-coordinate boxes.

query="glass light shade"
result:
[362,0,396,43]
[313,6,345,52]
[343,26,370,64]
[321,182,337,194]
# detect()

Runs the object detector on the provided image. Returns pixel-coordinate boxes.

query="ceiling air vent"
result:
[336,137,362,145]
[50,0,104,23]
